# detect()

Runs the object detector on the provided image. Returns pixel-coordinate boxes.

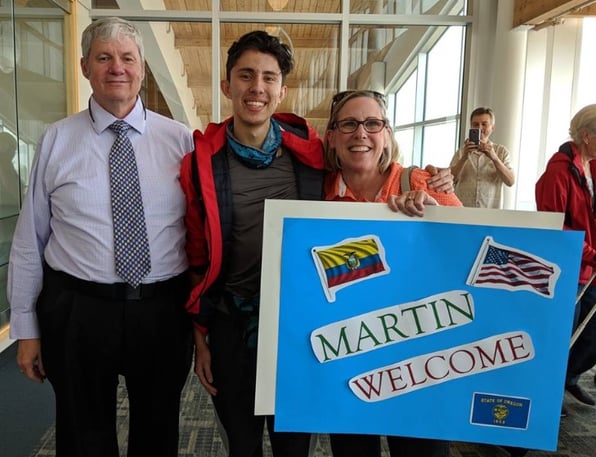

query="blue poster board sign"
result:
[255,201,582,451]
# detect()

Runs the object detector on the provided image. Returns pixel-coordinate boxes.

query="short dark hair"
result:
[225,30,294,82]
[470,107,495,123]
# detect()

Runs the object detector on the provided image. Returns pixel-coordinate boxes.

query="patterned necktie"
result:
[108,120,151,287]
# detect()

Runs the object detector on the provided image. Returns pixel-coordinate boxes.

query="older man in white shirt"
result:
[8,17,194,457]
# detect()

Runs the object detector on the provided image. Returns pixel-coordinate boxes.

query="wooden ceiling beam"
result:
[174,36,338,48]
[572,4,596,13]
[513,0,596,27]
[186,77,334,89]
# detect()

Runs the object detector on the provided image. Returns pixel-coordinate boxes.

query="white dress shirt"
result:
[8,97,194,339]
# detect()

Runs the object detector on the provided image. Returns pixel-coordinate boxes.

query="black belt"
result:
[44,265,187,301]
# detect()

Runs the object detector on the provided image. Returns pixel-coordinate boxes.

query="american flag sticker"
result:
[466,236,560,298]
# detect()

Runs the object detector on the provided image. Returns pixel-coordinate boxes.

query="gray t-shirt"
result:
[225,147,298,299]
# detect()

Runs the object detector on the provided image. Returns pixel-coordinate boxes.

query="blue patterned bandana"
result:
[227,118,282,168]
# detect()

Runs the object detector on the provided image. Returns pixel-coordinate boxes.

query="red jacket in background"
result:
[536,141,596,285]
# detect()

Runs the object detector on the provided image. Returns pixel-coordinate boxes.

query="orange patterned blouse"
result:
[325,162,463,206]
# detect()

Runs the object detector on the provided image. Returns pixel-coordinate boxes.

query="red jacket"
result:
[536,141,596,284]
[180,113,325,330]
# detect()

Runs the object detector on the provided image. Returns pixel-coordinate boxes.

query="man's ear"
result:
[80,58,89,79]
[279,84,288,102]
[220,79,231,99]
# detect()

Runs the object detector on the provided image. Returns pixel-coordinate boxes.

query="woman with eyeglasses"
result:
[325,90,461,214]
[324,90,461,457]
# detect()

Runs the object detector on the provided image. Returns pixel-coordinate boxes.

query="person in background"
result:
[180,32,455,457]
[536,104,596,411]
[0,131,20,207]
[8,17,194,457]
[450,107,515,208]
[324,90,461,457]
[0,131,20,264]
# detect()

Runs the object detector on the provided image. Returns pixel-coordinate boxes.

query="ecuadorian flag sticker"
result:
[311,235,390,302]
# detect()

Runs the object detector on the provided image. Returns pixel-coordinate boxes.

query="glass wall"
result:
[1,0,471,334]
[0,0,67,330]
[0,2,20,332]
[388,24,466,168]
[92,0,469,139]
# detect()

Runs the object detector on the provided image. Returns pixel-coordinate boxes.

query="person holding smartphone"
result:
[449,107,515,208]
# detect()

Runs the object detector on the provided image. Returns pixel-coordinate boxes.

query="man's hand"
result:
[464,139,477,154]
[478,140,497,160]
[477,141,515,186]
[17,339,46,383]
[424,165,454,194]
[193,327,217,396]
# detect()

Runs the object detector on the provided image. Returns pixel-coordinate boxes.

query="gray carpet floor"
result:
[27,367,596,457]
[0,342,54,457]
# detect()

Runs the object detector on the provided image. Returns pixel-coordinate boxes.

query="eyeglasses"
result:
[331,90,386,112]
[333,118,387,134]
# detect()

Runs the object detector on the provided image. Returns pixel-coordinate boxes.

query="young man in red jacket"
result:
[180,30,455,457]
[180,30,323,457]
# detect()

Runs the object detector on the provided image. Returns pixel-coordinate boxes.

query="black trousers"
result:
[329,433,449,457]
[567,284,596,383]
[37,268,193,457]
[387,436,449,457]
[209,310,311,457]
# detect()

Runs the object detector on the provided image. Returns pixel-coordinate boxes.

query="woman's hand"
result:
[388,190,438,217]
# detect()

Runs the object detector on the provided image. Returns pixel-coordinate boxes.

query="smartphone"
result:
[469,128,481,145]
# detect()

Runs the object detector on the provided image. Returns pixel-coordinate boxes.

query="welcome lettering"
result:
[349,331,534,402]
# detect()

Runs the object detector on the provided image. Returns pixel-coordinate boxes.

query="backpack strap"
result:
[189,149,209,277]
[191,149,200,197]
[558,142,584,187]
[400,165,419,193]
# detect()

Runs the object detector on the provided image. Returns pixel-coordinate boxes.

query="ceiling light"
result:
[265,25,281,36]
[264,25,294,53]
[267,0,289,11]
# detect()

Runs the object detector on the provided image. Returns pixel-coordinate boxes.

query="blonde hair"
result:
[569,104,596,145]
[324,90,399,172]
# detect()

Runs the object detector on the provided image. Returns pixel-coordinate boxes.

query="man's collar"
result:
[88,97,146,135]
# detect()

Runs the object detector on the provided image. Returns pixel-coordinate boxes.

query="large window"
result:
[90,1,470,138]
[515,17,596,211]
[0,1,67,331]
[575,17,596,110]
[389,25,466,168]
